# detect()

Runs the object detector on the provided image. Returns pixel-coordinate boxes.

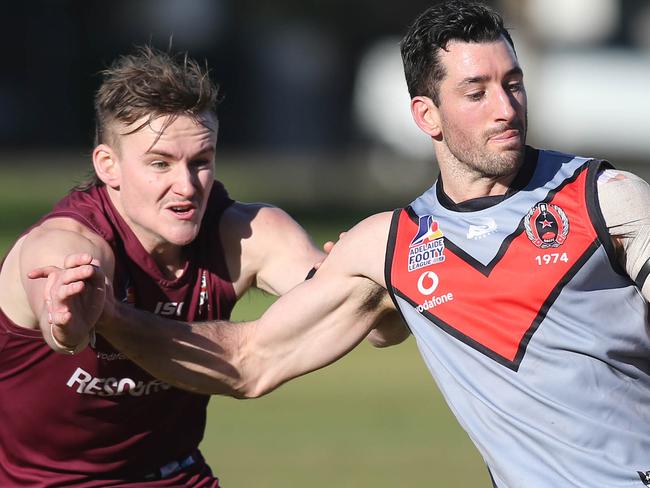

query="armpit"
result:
[597,169,650,300]
[360,281,391,313]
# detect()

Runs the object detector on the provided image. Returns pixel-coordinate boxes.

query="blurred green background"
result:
[4,2,649,485]
[0,162,489,487]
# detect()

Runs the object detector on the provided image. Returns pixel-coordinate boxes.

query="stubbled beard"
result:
[442,117,527,179]
[450,143,525,178]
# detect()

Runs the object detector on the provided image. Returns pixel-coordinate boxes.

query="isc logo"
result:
[153,301,184,316]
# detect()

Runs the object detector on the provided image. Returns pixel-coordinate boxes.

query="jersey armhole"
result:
[635,259,650,290]
[585,159,628,277]
[384,208,414,334]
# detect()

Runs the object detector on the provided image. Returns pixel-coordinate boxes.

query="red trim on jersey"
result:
[390,167,598,369]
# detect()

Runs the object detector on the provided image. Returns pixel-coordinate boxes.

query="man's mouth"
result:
[489,129,520,142]
[166,203,197,220]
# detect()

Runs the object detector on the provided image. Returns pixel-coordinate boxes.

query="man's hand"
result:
[28,253,107,353]
[314,232,347,271]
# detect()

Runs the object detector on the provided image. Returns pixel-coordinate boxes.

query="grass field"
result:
[0,163,489,487]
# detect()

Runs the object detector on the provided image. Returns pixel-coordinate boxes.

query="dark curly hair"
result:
[400,1,515,106]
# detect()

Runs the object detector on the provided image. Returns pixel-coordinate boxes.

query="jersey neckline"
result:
[436,146,539,212]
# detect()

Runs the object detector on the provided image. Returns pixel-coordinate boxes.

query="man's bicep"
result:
[367,311,410,348]
[242,216,393,396]
[244,270,389,396]
[228,203,323,296]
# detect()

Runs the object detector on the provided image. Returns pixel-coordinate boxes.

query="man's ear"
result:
[410,96,442,140]
[92,144,120,188]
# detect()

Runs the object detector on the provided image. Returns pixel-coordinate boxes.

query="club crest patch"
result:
[524,203,569,249]
[408,215,445,271]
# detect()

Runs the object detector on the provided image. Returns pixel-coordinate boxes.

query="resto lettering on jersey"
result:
[66,367,172,396]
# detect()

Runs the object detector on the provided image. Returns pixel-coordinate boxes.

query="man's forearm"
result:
[98,265,390,399]
[98,303,251,397]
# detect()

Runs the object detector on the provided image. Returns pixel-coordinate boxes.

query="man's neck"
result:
[435,147,537,211]
[438,166,518,203]
[150,246,187,279]
[435,146,533,204]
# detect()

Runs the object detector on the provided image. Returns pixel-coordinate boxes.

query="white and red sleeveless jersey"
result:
[386,147,650,487]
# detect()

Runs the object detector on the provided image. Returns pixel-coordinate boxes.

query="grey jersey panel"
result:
[391,149,650,487]
[411,151,590,266]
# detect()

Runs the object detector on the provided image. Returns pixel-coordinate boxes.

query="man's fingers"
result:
[63,253,94,269]
[50,310,72,327]
[63,264,96,284]
[322,241,335,254]
[321,231,348,255]
[54,280,85,302]
[42,264,95,286]
[28,260,98,282]
[27,266,60,279]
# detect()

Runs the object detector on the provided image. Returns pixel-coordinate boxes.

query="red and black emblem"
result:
[524,203,569,248]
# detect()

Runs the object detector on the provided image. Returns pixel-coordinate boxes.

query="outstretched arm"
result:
[98,264,390,397]
[96,212,396,397]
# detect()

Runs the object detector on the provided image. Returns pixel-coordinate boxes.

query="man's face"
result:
[435,36,527,177]
[109,113,217,255]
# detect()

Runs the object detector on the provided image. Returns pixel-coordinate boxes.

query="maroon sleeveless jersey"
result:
[0,183,236,486]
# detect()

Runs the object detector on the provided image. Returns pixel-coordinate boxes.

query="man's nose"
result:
[493,87,517,122]
[172,164,198,197]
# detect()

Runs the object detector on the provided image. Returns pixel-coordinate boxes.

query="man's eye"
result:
[468,91,485,101]
[151,160,169,169]
[508,82,523,92]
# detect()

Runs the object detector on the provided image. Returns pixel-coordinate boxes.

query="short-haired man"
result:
[0,46,404,486]
[36,2,650,486]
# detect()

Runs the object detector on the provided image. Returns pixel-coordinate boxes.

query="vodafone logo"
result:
[415,271,454,313]
[417,271,439,295]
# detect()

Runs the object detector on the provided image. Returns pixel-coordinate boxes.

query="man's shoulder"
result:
[219,201,322,297]
[596,168,648,187]
[21,217,114,266]
[221,202,304,240]
[221,201,273,223]
[596,169,650,224]
[44,186,118,244]
[332,211,394,248]
[353,211,395,234]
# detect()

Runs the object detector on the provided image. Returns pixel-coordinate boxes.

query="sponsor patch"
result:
[415,271,454,313]
[417,271,439,295]
[66,367,172,397]
[416,292,454,313]
[408,215,445,271]
[524,203,569,249]
[414,270,453,312]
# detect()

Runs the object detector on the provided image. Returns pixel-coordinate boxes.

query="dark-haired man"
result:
[34,2,650,487]
[0,46,404,486]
